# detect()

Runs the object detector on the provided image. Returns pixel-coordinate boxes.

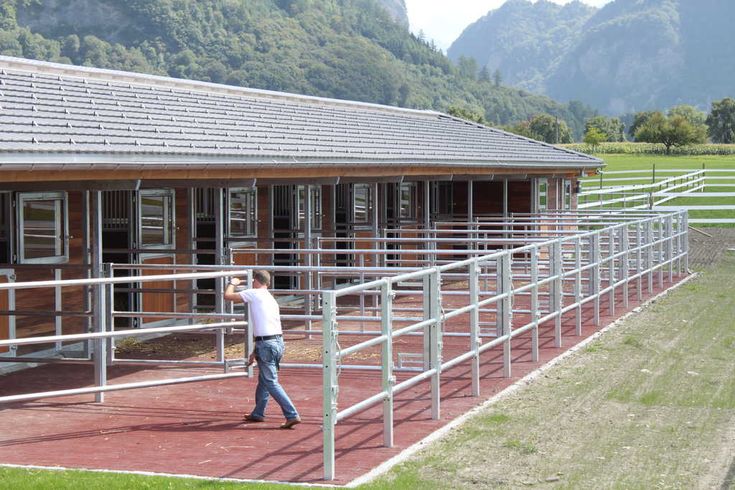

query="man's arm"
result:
[224,277,244,303]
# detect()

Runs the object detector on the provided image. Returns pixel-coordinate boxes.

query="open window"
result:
[139,189,175,249]
[398,182,417,221]
[229,187,258,241]
[17,192,68,264]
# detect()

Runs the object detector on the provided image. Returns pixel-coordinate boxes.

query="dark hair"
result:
[253,270,271,287]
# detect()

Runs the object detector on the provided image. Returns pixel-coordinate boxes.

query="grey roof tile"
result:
[0,57,601,169]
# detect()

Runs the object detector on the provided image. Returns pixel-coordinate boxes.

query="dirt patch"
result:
[688,227,735,269]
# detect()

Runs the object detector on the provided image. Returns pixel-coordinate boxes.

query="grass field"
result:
[4,253,735,488]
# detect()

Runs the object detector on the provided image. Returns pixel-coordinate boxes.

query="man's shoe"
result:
[280,416,301,429]
[243,414,264,422]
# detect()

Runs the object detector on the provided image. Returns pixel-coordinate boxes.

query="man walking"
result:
[224,270,301,429]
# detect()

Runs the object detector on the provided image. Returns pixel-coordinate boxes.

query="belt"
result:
[254,334,282,341]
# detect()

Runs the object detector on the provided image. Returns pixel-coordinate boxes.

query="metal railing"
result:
[319,210,688,479]
[579,167,735,225]
[0,211,689,482]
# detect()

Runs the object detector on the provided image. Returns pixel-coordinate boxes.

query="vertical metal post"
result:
[305,185,314,336]
[530,247,539,362]
[502,179,509,218]
[322,291,338,481]
[666,214,674,283]
[467,181,474,223]
[380,281,394,447]
[591,233,601,327]
[91,190,106,403]
[469,260,480,396]
[499,253,512,378]
[429,268,442,420]
[682,212,689,272]
[646,219,654,294]
[608,228,616,317]
[621,225,629,310]
[187,188,196,324]
[54,268,62,353]
[574,237,582,336]
[82,190,92,359]
[246,270,254,378]
[214,187,225,363]
[657,217,664,288]
[422,273,431,371]
[551,241,563,347]
[636,222,643,303]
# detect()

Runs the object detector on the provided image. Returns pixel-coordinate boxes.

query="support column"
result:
[214,187,225,363]
[499,253,512,377]
[305,185,313,336]
[469,260,480,396]
[429,269,442,420]
[91,190,107,403]
[551,241,563,347]
[467,181,474,223]
[530,247,539,362]
[591,233,601,327]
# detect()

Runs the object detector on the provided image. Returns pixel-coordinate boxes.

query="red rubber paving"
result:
[0,276,685,484]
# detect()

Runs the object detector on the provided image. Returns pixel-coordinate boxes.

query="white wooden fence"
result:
[578,167,735,225]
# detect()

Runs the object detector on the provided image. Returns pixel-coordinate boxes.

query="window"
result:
[563,179,572,210]
[352,184,372,225]
[230,187,257,239]
[536,178,548,212]
[430,182,453,219]
[140,189,175,248]
[18,192,68,263]
[297,185,322,230]
[398,182,417,221]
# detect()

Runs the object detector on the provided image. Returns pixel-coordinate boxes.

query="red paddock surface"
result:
[0,276,686,485]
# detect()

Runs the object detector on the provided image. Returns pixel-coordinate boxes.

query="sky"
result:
[405,0,613,52]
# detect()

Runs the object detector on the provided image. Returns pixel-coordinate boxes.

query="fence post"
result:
[666,214,674,283]
[469,260,480,397]
[550,241,563,347]
[646,219,654,294]
[380,281,394,448]
[530,246,539,361]
[683,212,690,272]
[621,225,630,310]
[429,268,442,420]
[658,216,665,288]
[322,291,338,481]
[91,190,106,404]
[574,237,582,336]
[499,253,513,377]
[591,233,601,327]
[608,228,616,317]
[636,222,643,303]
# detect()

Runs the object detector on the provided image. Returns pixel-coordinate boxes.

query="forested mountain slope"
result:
[449,0,735,114]
[0,0,594,136]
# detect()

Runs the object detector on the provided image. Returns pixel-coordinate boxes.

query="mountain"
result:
[0,0,594,136]
[377,0,409,27]
[448,0,595,94]
[449,0,735,114]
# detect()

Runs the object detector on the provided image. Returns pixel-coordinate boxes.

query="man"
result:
[224,270,301,429]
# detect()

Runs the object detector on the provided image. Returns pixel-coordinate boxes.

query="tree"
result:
[456,55,478,80]
[628,111,657,140]
[478,65,490,83]
[585,115,625,142]
[583,127,606,152]
[507,114,572,144]
[634,112,705,153]
[493,68,502,88]
[707,97,735,144]
[447,104,486,125]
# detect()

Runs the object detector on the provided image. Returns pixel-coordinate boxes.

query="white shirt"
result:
[238,288,282,337]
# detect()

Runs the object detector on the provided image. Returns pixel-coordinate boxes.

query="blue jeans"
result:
[251,338,299,420]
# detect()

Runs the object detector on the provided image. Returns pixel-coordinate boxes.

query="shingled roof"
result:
[0,56,601,171]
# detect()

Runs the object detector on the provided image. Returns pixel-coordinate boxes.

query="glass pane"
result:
[230,189,256,238]
[353,185,369,223]
[399,183,415,219]
[141,194,169,246]
[23,199,63,259]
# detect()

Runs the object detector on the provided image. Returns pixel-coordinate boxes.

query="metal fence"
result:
[0,210,689,481]
[579,167,735,225]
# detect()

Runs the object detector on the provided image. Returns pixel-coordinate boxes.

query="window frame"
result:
[138,188,176,250]
[229,187,258,241]
[17,191,69,264]
[352,183,373,227]
[398,182,417,222]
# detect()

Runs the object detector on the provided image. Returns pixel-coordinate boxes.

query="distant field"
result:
[596,153,735,172]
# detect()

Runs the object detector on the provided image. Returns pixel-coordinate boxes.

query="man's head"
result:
[253,270,271,288]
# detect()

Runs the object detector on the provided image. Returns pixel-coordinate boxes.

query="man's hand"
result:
[230,277,241,286]
[224,277,244,302]
[247,351,256,367]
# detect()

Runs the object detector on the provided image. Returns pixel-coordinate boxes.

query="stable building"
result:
[0,55,602,360]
